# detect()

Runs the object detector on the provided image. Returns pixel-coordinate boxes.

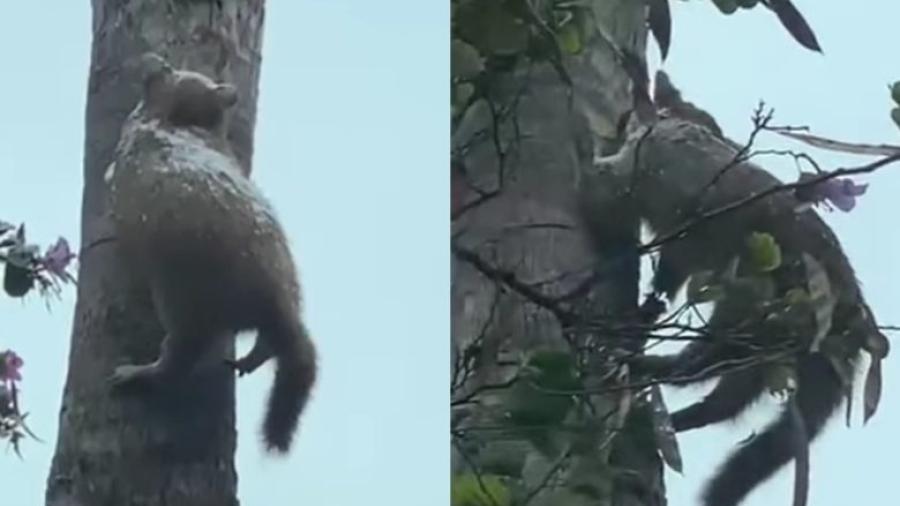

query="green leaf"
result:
[506,380,574,427]
[525,350,580,390]
[557,22,582,55]
[3,263,34,297]
[507,350,581,426]
[647,0,672,60]
[864,357,883,424]
[745,232,782,272]
[845,378,854,428]
[648,386,682,473]
[891,82,900,106]
[765,0,822,53]
[504,351,581,453]
[501,0,573,88]
[452,39,485,80]
[452,473,513,506]
[891,107,900,131]
[864,326,890,360]
[455,0,530,56]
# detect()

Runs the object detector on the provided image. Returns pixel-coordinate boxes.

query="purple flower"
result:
[0,351,23,384]
[796,172,868,212]
[40,237,76,279]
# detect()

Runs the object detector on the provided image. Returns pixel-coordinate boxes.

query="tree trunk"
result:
[451,2,665,504]
[46,1,265,504]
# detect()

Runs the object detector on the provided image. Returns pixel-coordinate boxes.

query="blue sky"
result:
[0,1,447,504]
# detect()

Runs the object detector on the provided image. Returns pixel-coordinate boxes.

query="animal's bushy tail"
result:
[702,355,846,506]
[261,320,317,453]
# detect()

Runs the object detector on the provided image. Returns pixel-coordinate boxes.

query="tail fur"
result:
[262,321,317,453]
[701,355,847,506]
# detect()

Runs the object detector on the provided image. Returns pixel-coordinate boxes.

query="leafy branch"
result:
[0,219,76,456]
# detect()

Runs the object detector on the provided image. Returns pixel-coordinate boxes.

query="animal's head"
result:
[138,52,238,133]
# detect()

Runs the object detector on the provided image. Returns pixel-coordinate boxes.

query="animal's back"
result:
[634,120,859,304]
[110,124,299,331]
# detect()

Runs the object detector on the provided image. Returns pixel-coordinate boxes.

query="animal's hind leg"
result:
[224,295,291,376]
[670,369,765,432]
[109,276,223,389]
[225,337,274,376]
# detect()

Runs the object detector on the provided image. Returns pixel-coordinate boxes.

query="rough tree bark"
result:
[451,2,665,505]
[46,1,265,505]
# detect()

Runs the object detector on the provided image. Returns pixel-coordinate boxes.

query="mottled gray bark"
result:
[451,2,665,505]
[46,1,265,505]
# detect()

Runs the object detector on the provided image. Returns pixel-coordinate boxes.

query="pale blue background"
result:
[0,1,447,504]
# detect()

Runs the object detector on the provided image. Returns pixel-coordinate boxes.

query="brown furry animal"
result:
[653,70,724,139]
[579,116,888,506]
[140,53,238,137]
[107,53,317,453]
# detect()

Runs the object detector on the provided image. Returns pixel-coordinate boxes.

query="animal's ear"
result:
[140,52,172,81]
[215,84,239,108]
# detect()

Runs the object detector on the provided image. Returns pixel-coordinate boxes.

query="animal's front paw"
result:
[108,363,160,390]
